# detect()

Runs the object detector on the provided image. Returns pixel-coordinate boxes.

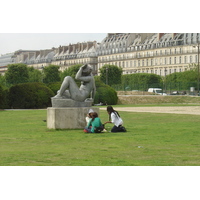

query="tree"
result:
[0,74,6,86]
[28,67,43,82]
[165,70,198,91]
[99,64,122,86]
[120,73,162,90]
[43,65,61,84]
[5,63,29,85]
[60,64,82,82]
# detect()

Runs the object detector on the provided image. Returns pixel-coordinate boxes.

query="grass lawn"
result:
[0,108,200,166]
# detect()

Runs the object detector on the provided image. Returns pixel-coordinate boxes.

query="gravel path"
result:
[100,106,200,115]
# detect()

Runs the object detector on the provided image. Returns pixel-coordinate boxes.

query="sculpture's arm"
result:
[75,65,84,80]
[75,64,91,81]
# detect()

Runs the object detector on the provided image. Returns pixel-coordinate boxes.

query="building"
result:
[0,53,15,75]
[51,41,98,74]
[0,33,200,77]
[97,33,200,76]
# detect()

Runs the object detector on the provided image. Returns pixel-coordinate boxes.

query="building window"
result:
[174,57,176,64]
[185,56,187,63]
[190,56,192,63]
[169,57,171,64]
[179,56,182,63]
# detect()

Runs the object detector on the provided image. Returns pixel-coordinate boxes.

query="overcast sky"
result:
[0,33,107,55]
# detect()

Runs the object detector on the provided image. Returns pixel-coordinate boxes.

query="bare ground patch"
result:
[100,106,200,115]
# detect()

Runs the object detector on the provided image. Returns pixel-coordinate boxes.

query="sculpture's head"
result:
[82,64,93,76]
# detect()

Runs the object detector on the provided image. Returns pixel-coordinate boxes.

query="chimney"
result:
[158,33,164,40]
[172,33,177,38]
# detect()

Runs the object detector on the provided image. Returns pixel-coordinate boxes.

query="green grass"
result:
[1,108,200,166]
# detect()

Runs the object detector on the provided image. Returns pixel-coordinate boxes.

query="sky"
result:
[0,33,107,55]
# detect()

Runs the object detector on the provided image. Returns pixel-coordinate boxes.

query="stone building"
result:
[51,41,98,74]
[1,33,200,77]
[97,33,200,76]
[0,53,15,75]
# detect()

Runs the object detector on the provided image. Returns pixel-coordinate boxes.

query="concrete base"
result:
[47,107,99,129]
[51,98,93,107]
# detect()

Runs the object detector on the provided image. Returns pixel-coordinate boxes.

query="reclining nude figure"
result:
[53,64,96,102]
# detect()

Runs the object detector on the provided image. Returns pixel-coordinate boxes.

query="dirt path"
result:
[100,106,200,115]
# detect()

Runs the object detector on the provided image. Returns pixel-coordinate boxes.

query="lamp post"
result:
[197,43,199,95]
[106,67,108,85]
[164,67,167,93]
[193,43,200,95]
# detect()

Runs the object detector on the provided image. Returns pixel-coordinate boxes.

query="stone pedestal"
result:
[51,98,93,107]
[47,107,99,129]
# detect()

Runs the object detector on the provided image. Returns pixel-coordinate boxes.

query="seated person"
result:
[85,109,94,124]
[84,112,103,133]
[104,106,126,132]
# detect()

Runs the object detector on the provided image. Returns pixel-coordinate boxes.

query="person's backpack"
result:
[94,124,104,133]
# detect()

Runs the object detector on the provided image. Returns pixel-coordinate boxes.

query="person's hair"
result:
[91,112,98,121]
[106,106,120,120]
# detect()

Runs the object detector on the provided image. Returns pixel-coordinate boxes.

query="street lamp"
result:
[106,67,108,85]
[193,43,200,95]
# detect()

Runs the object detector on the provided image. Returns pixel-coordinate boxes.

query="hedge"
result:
[94,78,118,105]
[8,82,54,109]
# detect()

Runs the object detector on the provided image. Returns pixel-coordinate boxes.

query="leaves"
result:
[99,64,123,86]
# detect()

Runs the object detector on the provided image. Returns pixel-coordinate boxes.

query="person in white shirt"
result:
[104,106,126,132]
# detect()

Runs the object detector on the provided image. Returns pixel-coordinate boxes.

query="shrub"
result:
[0,85,5,109]
[46,82,61,95]
[94,78,118,105]
[0,85,9,109]
[121,73,162,90]
[8,82,54,109]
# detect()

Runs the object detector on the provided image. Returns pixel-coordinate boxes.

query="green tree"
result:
[5,63,29,85]
[43,65,61,84]
[99,64,122,86]
[60,64,82,81]
[28,67,43,82]
[120,73,162,90]
[165,70,198,91]
[0,74,6,86]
